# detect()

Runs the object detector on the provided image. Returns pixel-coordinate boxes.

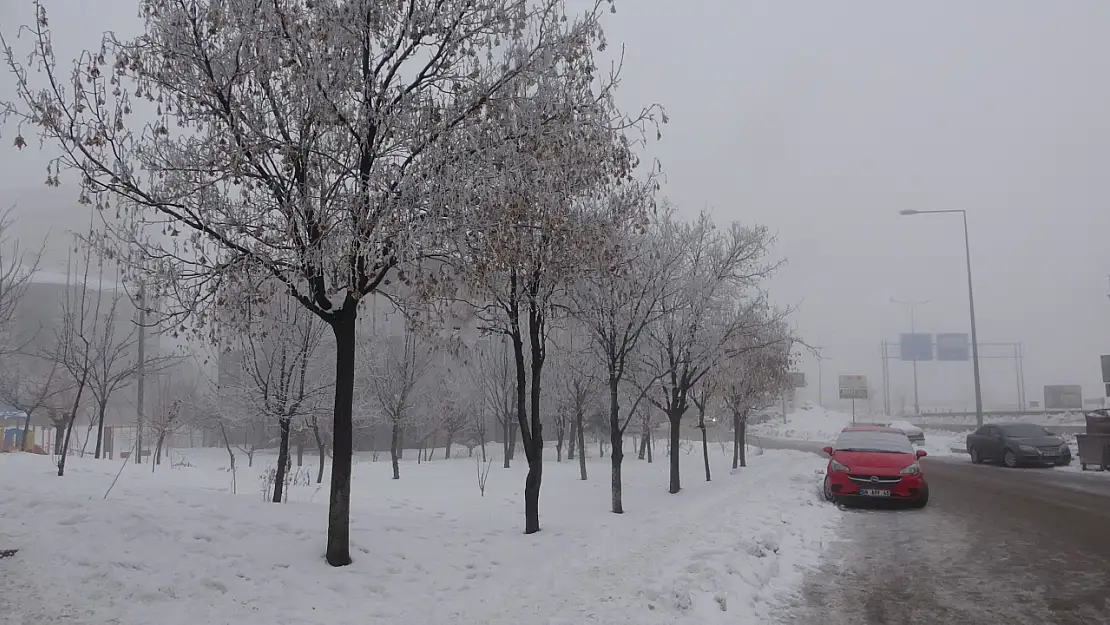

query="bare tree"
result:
[86,284,176,460]
[568,195,682,512]
[638,212,784,494]
[720,323,794,469]
[367,327,434,480]
[469,339,517,468]
[234,299,329,501]
[4,0,643,566]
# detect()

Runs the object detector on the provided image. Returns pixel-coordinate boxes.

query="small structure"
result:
[1076,409,1110,471]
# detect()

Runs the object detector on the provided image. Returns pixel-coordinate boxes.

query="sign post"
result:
[838,375,869,424]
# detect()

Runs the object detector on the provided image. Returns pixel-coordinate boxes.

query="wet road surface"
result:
[773,446,1110,624]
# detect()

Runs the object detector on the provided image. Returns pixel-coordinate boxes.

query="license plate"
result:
[859,489,890,497]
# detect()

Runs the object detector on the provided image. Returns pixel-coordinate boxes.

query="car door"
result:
[969,426,991,457]
[987,426,1008,461]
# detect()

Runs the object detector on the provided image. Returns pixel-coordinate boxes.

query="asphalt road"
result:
[768,439,1110,624]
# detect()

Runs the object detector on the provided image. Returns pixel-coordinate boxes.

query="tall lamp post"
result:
[899,209,984,427]
[891,298,929,415]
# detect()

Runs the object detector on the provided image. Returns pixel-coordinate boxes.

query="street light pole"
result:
[899,209,985,427]
[891,298,929,415]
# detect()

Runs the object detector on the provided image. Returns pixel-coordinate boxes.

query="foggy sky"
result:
[3,0,1110,413]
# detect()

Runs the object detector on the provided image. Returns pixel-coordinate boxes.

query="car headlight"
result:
[829,459,850,472]
[1019,444,1037,453]
[899,463,920,475]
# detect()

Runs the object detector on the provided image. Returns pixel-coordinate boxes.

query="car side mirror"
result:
[822,446,834,456]
[916,449,928,458]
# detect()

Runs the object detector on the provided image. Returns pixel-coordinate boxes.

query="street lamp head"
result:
[899,209,919,216]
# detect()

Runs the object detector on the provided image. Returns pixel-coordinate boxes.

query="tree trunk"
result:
[699,408,711,482]
[647,426,653,463]
[134,420,143,465]
[567,418,577,460]
[53,424,63,455]
[479,427,487,463]
[738,420,748,468]
[576,408,587,480]
[609,379,624,514]
[296,430,305,468]
[152,431,167,473]
[732,410,741,470]
[508,422,517,462]
[58,412,78,477]
[273,416,292,503]
[556,428,564,463]
[312,418,326,485]
[325,308,357,567]
[445,431,454,459]
[219,422,237,494]
[598,437,603,458]
[390,420,401,480]
[501,418,511,468]
[638,419,648,460]
[668,413,682,494]
[93,400,108,459]
[20,410,32,452]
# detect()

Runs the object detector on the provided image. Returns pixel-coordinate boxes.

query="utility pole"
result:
[891,298,929,415]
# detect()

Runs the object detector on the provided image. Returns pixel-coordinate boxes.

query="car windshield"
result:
[998,423,1051,438]
[834,431,913,454]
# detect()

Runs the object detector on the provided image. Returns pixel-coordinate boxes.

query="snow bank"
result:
[0,444,839,625]
[750,406,853,443]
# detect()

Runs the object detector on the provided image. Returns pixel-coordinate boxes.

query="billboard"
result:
[1044,385,1082,410]
[899,334,933,361]
[839,375,868,400]
[788,372,807,388]
[936,333,970,361]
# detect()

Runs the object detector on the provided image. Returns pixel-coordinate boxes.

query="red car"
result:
[822,426,930,508]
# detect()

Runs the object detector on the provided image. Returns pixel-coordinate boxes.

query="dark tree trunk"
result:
[599,437,604,458]
[668,413,682,494]
[20,410,32,452]
[479,427,487,463]
[511,326,541,534]
[567,418,577,460]
[738,420,748,468]
[296,430,305,467]
[58,412,78,477]
[53,424,63,455]
[390,420,401,480]
[325,308,357,567]
[502,417,511,468]
[732,412,741,469]
[445,431,454,459]
[647,426,653,463]
[609,379,624,514]
[556,427,564,462]
[576,408,587,480]
[273,416,292,503]
[699,408,711,482]
[312,418,326,485]
[94,400,108,459]
[508,422,517,461]
[638,419,648,460]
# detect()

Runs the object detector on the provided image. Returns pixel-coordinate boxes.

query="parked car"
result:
[822,426,929,508]
[965,423,1072,468]
[886,420,925,445]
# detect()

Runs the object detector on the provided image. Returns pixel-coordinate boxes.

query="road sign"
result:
[839,375,868,400]
[936,333,970,361]
[788,372,807,388]
[899,334,933,361]
[1044,385,1082,410]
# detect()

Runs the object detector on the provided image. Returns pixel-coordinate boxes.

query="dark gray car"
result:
[965,423,1072,468]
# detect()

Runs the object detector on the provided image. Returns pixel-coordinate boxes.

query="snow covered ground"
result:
[0,443,839,625]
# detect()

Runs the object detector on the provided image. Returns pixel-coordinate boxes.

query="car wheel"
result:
[910,483,929,509]
[1003,449,1018,468]
[969,447,982,464]
[822,476,834,502]
[1057,458,1072,467]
